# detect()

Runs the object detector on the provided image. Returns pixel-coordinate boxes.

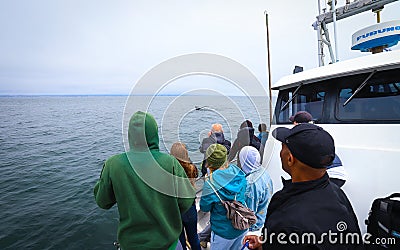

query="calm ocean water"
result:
[0,95,269,249]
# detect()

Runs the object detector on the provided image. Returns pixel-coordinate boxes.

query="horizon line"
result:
[0,93,272,97]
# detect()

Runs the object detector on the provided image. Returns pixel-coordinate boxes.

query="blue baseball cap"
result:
[272,123,335,169]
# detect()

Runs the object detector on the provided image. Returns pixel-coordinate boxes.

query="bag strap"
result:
[206,179,240,204]
[206,179,224,203]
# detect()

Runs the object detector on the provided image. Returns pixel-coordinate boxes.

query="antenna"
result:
[314,0,399,66]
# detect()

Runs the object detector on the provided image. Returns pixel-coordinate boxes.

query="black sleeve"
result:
[223,140,231,153]
[199,139,209,153]
[228,139,239,162]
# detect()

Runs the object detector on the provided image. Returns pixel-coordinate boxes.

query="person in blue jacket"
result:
[200,143,248,249]
[257,123,269,147]
[239,146,273,236]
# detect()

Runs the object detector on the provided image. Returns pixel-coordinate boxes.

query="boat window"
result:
[276,84,326,124]
[336,69,400,121]
[343,70,376,107]
[280,83,303,111]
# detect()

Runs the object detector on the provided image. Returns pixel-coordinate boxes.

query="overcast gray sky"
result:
[0,0,399,95]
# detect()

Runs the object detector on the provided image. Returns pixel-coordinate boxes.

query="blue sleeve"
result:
[264,178,274,216]
[245,182,256,211]
[257,180,272,216]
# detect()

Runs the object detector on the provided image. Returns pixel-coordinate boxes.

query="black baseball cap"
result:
[272,123,335,169]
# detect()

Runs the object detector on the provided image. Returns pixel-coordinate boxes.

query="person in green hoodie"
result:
[94,111,195,250]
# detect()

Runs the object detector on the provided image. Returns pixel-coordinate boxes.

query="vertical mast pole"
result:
[332,0,339,62]
[265,11,273,127]
[317,0,324,66]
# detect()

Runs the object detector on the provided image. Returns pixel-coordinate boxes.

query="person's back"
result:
[200,131,231,153]
[239,146,273,234]
[265,174,361,249]
[237,126,260,150]
[228,120,262,163]
[94,111,195,250]
[171,142,198,186]
[170,142,201,250]
[201,164,247,237]
[200,144,248,249]
[257,123,269,147]
[199,123,231,176]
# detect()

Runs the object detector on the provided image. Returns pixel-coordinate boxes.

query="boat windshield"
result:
[276,84,326,124]
[274,67,400,124]
[280,83,303,111]
[336,69,400,121]
[343,70,377,107]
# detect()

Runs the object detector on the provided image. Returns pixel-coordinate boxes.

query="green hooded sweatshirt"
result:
[94,111,195,250]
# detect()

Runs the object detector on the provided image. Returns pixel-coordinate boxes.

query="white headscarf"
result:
[239,146,261,174]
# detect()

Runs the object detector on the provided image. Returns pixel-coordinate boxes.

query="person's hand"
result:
[243,235,262,249]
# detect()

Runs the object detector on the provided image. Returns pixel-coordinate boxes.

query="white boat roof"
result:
[272,50,400,90]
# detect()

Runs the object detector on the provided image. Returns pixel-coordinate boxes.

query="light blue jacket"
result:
[239,146,273,231]
[200,164,247,239]
[245,167,273,231]
[257,131,269,147]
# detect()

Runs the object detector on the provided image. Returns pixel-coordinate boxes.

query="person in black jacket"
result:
[199,123,231,177]
[228,120,263,165]
[244,123,363,250]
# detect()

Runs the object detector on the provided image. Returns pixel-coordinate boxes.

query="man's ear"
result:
[208,131,212,136]
[287,152,295,167]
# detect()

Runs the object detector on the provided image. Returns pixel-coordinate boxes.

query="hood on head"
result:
[210,132,226,144]
[240,120,253,129]
[213,165,246,195]
[237,127,255,145]
[239,146,261,174]
[128,111,159,151]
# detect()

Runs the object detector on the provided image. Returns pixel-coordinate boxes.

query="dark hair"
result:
[240,120,253,129]
[258,123,267,132]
